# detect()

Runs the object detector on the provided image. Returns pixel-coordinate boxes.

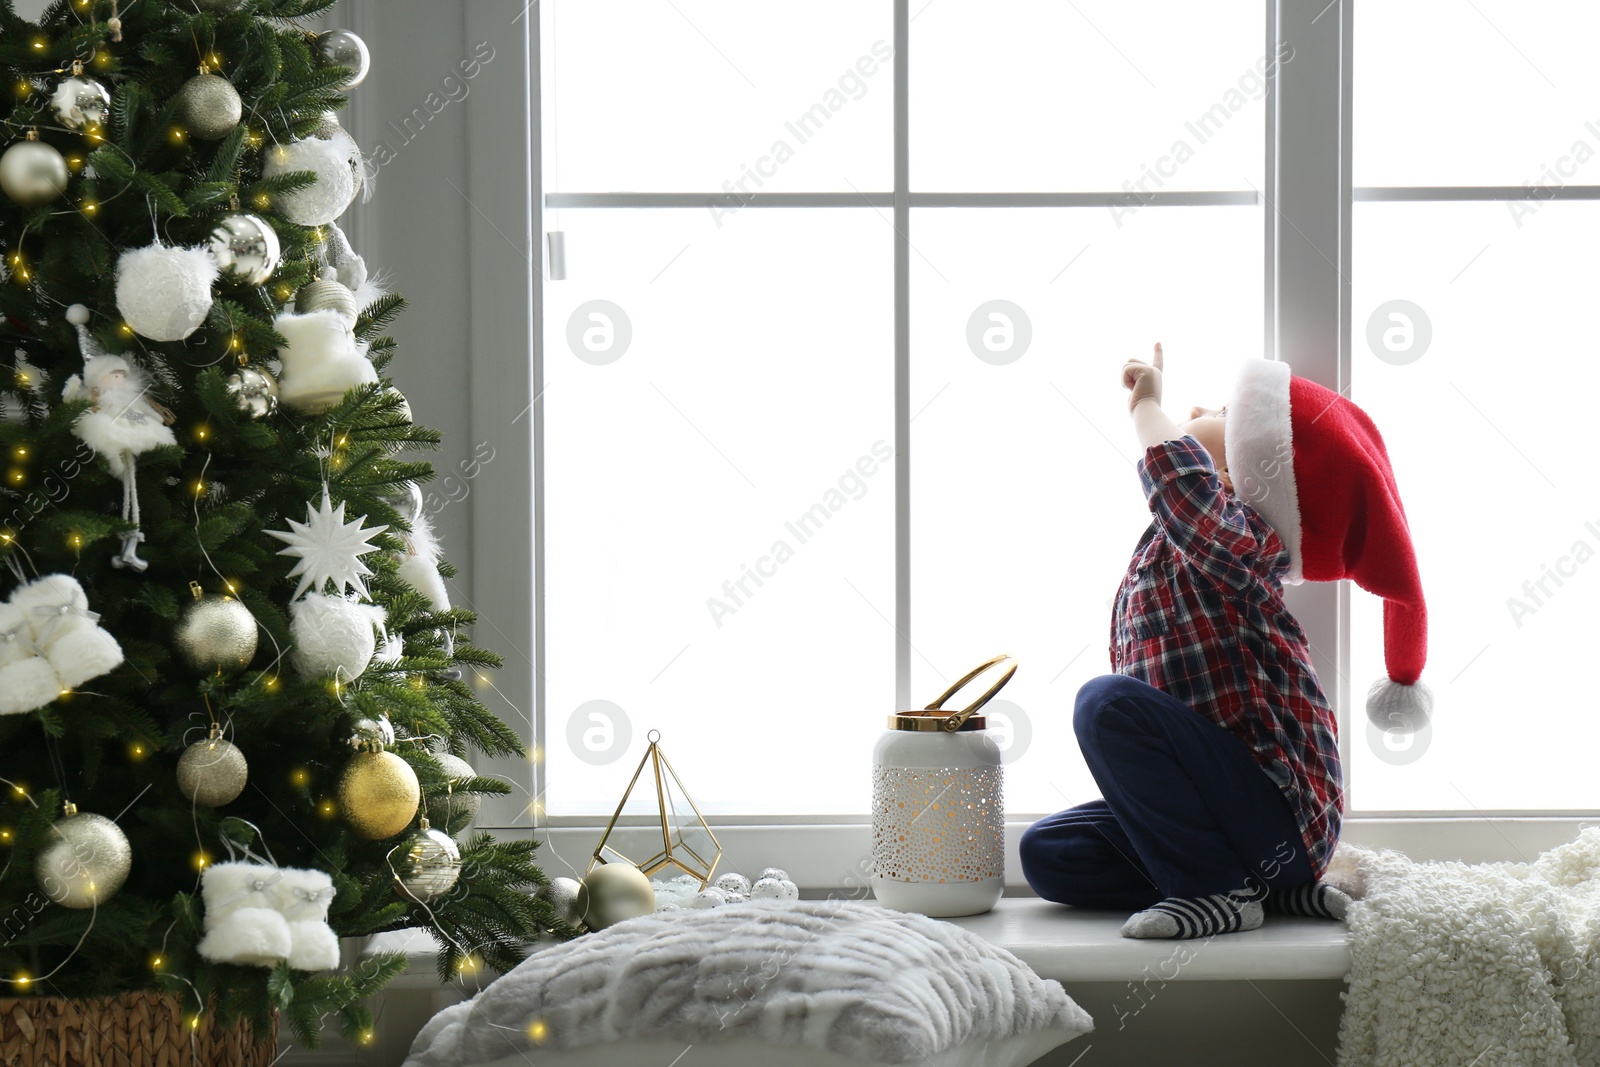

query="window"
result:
[1350,0,1600,812]
[523,0,1599,869]
[539,0,1266,822]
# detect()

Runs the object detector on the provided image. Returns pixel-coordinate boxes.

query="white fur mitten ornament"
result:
[272,308,378,415]
[10,575,123,690]
[272,868,339,971]
[196,861,292,968]
[262,129,363,226]
[114,242,218,342]
[0,600,61,716]
[289,591,385,680]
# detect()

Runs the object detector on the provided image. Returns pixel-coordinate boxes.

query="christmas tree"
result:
[0,0,570,1048]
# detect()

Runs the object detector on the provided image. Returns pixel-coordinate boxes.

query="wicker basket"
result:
[0,991,277,1067]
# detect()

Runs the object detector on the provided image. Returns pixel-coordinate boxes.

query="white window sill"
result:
[945,897,1349,982]
[364,896,1350,987]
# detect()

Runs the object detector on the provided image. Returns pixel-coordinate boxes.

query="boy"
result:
[1019,344,1431,939]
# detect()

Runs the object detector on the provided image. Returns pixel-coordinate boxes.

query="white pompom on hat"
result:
[1223,358,1431,733]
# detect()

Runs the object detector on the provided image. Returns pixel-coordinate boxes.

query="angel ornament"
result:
[61,305,177,572]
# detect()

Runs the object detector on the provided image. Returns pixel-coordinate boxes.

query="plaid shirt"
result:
[1109,436,1342,879]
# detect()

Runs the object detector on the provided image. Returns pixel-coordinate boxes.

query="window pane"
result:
[908,206,1263,815]
[1350,201,1600,811]
[911,0,1267,192]
[543,209,893,817]
[545,0,891,193]
[1355,1,1600,187]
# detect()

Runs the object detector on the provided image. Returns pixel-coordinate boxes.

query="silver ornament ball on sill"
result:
[176,725,249,807]
[35,804,133,909]
[225,364,280,419]
[176,72,243,141]
[209,211,281,285]
[538,876,585,930]
[315,30,372,89]
[1,136,70,208]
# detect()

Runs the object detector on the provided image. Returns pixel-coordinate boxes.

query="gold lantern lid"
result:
[888,653,1016,733]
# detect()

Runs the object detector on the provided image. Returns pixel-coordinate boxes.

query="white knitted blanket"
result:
[404,898,1092,1065]
[1332,828,1600,1066]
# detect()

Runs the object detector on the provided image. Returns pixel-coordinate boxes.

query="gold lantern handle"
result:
[926,654,1017,732]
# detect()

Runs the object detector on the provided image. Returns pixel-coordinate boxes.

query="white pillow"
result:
[403,899,1092,1066]
[449,1031,1079,1067]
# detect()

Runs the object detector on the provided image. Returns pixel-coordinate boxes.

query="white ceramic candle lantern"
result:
[871,655,1014,918]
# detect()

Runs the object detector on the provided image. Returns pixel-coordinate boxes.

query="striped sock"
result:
[1120,890,1264,940]
[1264,881,1351,921]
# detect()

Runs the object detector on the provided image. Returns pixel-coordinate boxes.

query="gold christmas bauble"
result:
[338,750,420,839]
[175,583,258,673]
[1,137,69,208]
[176,72,243,141]
[35,805,132,909]
[393,822,462,903]
[176,727,249,807]
[576,863,655,931]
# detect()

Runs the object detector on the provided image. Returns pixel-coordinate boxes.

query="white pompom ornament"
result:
[288,591,385,681]
[262,129,363,226]
[115,242,218,341]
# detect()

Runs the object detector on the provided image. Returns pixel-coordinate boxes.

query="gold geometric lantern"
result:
[588,730,721,887]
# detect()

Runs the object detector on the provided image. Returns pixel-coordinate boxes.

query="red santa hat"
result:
[1223,358,1432,732]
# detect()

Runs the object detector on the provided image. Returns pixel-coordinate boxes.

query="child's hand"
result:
[1122,342,1164,414]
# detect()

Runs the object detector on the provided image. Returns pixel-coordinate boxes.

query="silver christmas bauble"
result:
[576,863,655,931]
[175,588,259,673]
[394,824,462,903]
[35,807,132,909]
[52,76,112,131]
[347,714,395,751]
[176,728,249,807]
[295,277,358,325]
[315,30,371,88]
[538,876,584,929]
[225,364,280,419]
[425,752,481,830]
[209,211,281,284]
[176,72,243,140]
[1,139,70,207]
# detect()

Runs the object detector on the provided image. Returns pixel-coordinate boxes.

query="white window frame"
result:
[422,0,1600,889]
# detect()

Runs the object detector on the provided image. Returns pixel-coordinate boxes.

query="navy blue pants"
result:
[1019,674,1314,910]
